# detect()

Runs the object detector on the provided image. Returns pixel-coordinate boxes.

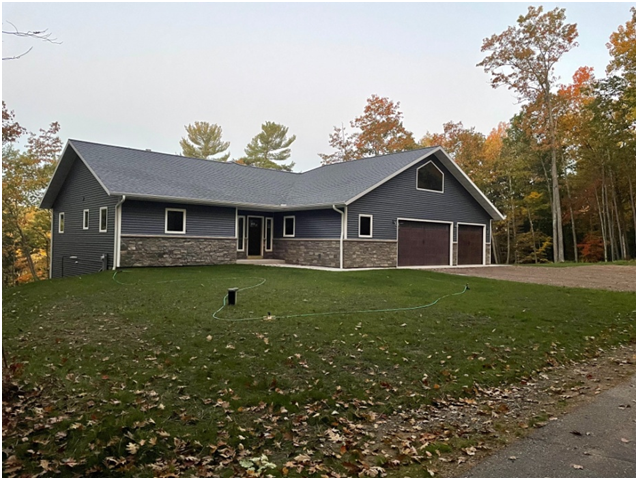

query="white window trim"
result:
[165,208,186,234]
[83,209,90,230]
[99,207,108,232]
[358,214,373,238]
[283,215,296,237]
[416,160,445,194]
[58,212,65,233]
[265,217,274,252]
[237,215,246,251]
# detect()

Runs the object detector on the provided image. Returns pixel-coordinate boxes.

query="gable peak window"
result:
[417,161,444,193]
[165,208,186,234]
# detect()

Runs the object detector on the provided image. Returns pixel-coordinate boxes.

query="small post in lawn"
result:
[228,288,239,306]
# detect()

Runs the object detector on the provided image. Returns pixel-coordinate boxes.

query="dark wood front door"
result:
[457,224,484,265]
[247,217,263,257]
[398,220,450,266]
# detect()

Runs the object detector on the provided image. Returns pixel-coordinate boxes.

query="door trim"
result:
[247,215,264,258]
[395,217,453,267]
[457,222,486,266]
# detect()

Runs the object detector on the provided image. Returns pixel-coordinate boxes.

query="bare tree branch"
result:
[2,21,61,60]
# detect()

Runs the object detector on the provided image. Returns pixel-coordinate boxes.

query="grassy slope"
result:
[2,265,635,477]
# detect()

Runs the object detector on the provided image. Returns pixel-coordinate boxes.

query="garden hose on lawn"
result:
[112,270,469,323]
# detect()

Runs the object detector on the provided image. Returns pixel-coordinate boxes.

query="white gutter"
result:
[113,195,126,269]
[332,205,345,269]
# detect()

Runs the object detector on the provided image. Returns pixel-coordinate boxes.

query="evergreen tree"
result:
[243,122,296,171]
[180,121,230,161]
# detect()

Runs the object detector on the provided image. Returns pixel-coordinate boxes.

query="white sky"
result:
[2,2,634,171]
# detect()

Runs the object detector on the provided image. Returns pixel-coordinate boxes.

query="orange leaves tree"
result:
[478,6,579,263]
[319,94,416,165]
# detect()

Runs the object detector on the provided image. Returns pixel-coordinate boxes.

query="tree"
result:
[180,121,230,161]
[606,7,636,125]
[2,22,60,60]
[2,101,25,143]
[478,6,579,263]
[243,121,296,171]
[319,94,416,164]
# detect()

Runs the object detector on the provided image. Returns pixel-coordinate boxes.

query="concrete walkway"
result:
[464,376,636,478]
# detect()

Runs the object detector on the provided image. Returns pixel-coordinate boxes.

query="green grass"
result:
[3,265,635,477]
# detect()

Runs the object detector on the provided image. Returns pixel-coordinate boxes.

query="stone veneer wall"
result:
[343,240,397,268]
[273,239,340,268]
[452,243,458,266]
[120,236,236,267]
[485,243,491,265]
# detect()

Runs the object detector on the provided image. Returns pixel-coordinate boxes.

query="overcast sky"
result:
[2,2,634,171]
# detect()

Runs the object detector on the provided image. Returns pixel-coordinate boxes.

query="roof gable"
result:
[41,140,504,220]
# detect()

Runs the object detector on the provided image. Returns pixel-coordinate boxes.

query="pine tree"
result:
[243,122,296,171]
[180,121,230,161]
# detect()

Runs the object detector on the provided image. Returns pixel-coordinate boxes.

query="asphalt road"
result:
[464,376,636,478]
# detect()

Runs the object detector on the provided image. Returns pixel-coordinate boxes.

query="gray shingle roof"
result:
[41,139,503,219]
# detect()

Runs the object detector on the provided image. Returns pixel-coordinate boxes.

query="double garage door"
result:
[397,220,483,266]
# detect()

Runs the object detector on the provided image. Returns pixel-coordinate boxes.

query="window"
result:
[283,216,295,237]
[99,207,108,232]
[416,161,444,193]
[237,216,245,251]
[83,209,90,230]
[359,214,373,238]
[165,208,186,234]
[58,212,65,233]
[265,217,273,251]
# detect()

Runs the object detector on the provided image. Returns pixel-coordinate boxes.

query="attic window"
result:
[165,208,186,234]
[416,161,444,193]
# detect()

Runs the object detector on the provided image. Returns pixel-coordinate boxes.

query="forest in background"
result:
[2,6,635,285]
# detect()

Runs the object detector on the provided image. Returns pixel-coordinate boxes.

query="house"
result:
[40,140,504,278]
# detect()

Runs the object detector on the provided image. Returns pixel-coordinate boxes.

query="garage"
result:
[457,224,484,265]
[397,220,451,266]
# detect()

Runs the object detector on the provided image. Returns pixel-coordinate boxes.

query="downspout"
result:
[113,195,126,269]
[332,205,344,269]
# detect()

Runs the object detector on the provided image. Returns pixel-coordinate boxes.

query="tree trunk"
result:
[611,172,628,259]
[628,176,636,233]
[546,93,564,263]
[564,172,578,262]
[595,187,608,262]
[526,207,538,264]
[15,222,39,282]
[602,164,617,260]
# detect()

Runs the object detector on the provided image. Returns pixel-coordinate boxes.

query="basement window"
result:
[417,161,444,193]
[58,212,65,233]
[83,209,90,230]
[99,207,108,232]
[283,216,295,237]
[359,214,373,238]
[165,208,186,234]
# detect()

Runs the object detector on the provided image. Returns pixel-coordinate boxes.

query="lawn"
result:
[2,265,635,477]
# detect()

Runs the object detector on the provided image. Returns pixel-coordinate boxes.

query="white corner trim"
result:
[416,160,444,193]
[358,214,373,238]
[283,215,296,237]
[165,207,187,234]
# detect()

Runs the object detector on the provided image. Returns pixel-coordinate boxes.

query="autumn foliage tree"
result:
[478,6,579,263]
[320,95,416,164]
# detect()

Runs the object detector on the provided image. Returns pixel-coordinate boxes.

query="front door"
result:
[247,217,263,257]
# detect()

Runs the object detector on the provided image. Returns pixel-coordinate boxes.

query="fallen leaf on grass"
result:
[571,464,584,470]
[621,438,630,443]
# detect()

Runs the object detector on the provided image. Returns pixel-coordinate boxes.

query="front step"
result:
[236,259,286,265]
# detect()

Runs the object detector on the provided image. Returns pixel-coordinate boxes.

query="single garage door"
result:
[398,220,450,266]
[457,224,484,265]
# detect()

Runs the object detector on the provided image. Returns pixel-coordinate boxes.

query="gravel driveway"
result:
[433,265,636,292]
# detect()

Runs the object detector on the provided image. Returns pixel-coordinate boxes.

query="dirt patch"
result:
[433,265,636,291]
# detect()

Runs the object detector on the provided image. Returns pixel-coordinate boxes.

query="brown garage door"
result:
[398,220,450,266]
[457,224,484,265]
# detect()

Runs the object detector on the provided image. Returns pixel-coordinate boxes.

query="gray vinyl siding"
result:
[51,156,118,278]
[273,209,341,239]
[121,200,235,237]
[347,156,492,242]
